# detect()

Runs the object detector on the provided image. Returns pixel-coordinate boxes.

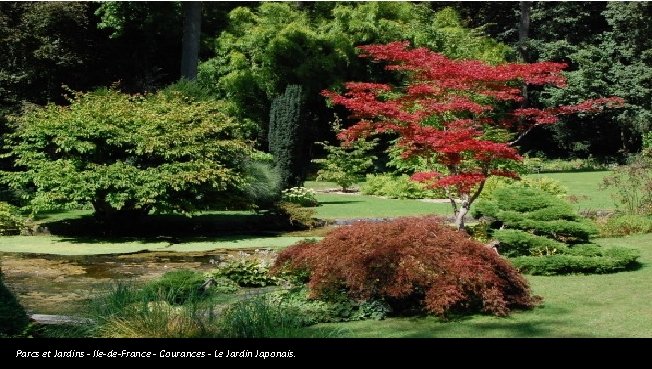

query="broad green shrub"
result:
[273,217,539,317]
[597,214,652,237]
[0,269,30,337]
[4,88,259,217]
[281,187,318,207]
[474,186,639,274]
[360,174,445,199]
[0,202,25,235]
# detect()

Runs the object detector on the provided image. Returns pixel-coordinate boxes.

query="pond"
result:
[1,249,264,315]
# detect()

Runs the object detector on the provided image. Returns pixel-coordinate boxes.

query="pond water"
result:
[1,249,261,315]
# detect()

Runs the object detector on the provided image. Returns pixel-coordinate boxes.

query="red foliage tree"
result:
[323,41,623,228]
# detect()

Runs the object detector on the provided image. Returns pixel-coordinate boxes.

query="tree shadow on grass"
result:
[318,200,362,205]
[40,212,297,243]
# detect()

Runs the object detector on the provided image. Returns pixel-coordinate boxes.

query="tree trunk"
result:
[518,1,532,108]
[454,201,470,230]
[180,2,202,80]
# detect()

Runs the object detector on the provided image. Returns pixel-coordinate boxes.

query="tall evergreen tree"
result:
[269,85,305,189]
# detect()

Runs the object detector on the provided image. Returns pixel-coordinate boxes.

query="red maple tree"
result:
[323,41,623,229]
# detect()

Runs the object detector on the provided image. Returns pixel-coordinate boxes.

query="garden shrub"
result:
[276,202,319,229]
[0,269,30,337]
[268,287,391,325]
[273,216,540,317]
[511,247,640,275]
[213,257,279,287]
[596,214,652,237]
[0,201,25,235]
[360,174,445,199]
[474,186,639,275]
[522,156,610,173]
[492,229,568,257]
[281,187,318,207]
[601,154,652,215]
[480,176,568,200]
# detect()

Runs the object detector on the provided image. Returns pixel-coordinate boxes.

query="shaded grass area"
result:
[313,233,652,337]
[528,171,614,211]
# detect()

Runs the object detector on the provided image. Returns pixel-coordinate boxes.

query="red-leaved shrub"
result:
[273,217,540,317]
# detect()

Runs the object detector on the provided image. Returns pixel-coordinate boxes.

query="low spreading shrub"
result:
[360,174,445,199]
[511,247,640,275]
[273,217,539,317]
[474,186,640,274]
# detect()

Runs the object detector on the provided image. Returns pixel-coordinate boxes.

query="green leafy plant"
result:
[0,202,25,235]
[281,187,318,207]
[213,255,279,287]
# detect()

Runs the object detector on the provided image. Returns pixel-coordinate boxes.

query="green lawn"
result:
[528,171,615,211]
[314,193,451,220]
[314,233,652,338]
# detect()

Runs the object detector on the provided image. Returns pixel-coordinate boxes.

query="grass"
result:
[528,171,614,211]
[313,193,451,219]
[311,233,652,338]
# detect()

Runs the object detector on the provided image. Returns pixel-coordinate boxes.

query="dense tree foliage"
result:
[2,89,259,217]
[196,3,511,148]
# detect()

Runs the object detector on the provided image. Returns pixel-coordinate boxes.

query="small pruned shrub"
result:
[596,214,652,237]
[273,217,540,317]
[281,187,319,207]
[360,174,445,199]
[0,202,25,236]
[511,247,640,275]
